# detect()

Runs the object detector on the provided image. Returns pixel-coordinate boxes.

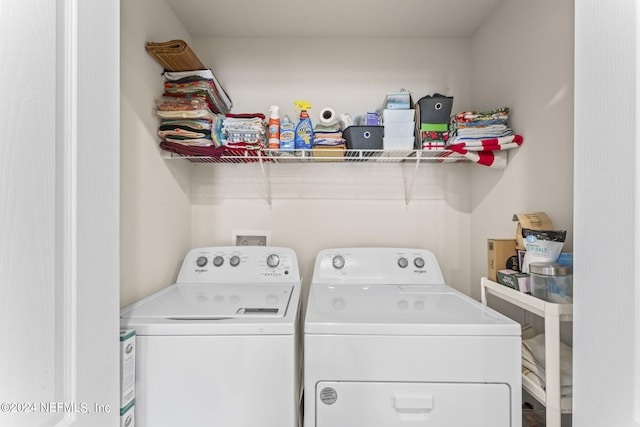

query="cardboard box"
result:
[120,329,136,409]
[487,239,517,281]
[512,212,553,250]
[312,146,345,162]
[497,269,530,293]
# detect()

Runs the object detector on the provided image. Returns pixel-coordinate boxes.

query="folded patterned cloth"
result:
[452,107,509,124]
[455,124,513,138]
[160,140,226,157]
[163,69,233,113]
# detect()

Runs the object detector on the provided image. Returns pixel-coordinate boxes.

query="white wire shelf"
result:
[161,147,469,206]
[161,148,469,164]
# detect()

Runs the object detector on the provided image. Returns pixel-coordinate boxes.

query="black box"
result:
[343,126,384,150]
[416,94,453,125]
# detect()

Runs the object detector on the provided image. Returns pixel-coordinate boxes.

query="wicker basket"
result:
[145,39,205,71]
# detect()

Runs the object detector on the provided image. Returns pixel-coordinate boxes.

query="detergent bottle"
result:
[268,105,280,149]
[294,100,313,149]
[279,115,295,151]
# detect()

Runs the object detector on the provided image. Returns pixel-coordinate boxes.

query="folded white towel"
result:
[521,334,573,387]
[522,366,572,396]
[524,334,573,374]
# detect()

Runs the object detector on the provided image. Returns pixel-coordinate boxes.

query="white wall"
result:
[120,0,193,306]
[468,0,575,301]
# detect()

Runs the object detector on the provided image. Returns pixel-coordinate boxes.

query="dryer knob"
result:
[230,255,240,267]
[196,256,208,267]
[213,256,224,267]
[332,255,345,269]
[398,257,409,268]
[266,254,280,268]
[414,257,425,268]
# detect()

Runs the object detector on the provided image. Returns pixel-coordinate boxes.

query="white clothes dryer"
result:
[304,248,521,427]
[121,246,302,427]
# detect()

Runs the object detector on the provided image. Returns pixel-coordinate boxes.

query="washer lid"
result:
[304,284,519,336]
[120,283,299,335]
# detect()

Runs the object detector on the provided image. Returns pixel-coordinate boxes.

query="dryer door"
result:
[316,381,511,427]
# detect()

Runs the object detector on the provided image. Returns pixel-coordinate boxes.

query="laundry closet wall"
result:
[119,0,574,307]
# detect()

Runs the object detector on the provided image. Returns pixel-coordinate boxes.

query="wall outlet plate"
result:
[232,230,271,246]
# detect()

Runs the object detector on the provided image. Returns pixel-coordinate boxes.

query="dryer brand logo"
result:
[263,272,282,277]
[414,269,427,274]
[195,269,208,273]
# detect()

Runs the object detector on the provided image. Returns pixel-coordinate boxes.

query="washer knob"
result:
[332,255,345,269]
[398,257,409,268]
[196,256,208,267]
[213,256,224,267]
[266,254,280,268]
[414,257,425,268]
[230,255,240,267]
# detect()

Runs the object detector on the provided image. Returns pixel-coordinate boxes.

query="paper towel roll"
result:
[319,107,338,126]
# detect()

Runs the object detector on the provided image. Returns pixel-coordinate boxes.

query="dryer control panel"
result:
[312,248,445,285]
[177,246,300,284]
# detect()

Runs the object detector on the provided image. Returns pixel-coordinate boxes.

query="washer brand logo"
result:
[414,269,427,274]
[195,269,208,273]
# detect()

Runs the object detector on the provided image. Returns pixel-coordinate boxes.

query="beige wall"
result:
[467,0,575,301]
[120,0,193,307]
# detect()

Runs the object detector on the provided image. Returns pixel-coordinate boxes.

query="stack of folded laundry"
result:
[521,333,573,397]
[447,107,523,168]
[163,69,232,115]
[156,96,226,157]
[156,68,232,157]
[222,113,267,155]
[312,122,346,159]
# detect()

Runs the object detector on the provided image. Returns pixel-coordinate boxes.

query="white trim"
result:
[57,0,78,424]
[635,0,640,421]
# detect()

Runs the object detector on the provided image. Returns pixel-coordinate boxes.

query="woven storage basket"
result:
[145,39,205,71]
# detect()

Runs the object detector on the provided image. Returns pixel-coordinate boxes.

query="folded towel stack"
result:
[521,333,573,397]
[156,69,232,157]
[447,107,523,169]
[163,69,232,115]
[156,96,225,153]
[222,113,267,154]
[313,123,346,149]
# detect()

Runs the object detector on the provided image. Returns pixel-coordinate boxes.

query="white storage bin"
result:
[383,136,415,150]
[383,108,415,123]
[384,122,415,137]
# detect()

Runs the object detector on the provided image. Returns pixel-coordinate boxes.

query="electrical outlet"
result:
[232,230,271,246]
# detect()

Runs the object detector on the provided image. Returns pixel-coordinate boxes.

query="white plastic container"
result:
[384,122,415,137]
[383,108,415,123]
[383,136,415,150]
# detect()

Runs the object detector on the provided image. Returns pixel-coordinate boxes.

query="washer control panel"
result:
[313,248,445,285]
[177,246,300,284]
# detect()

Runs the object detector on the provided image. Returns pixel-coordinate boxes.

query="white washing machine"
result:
[304,248,522,427]
[121,246,303,427]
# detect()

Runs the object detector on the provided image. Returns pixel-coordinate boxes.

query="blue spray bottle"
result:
[294,100,313,149]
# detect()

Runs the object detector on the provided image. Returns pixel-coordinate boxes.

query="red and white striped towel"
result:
[447,134,523,168]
